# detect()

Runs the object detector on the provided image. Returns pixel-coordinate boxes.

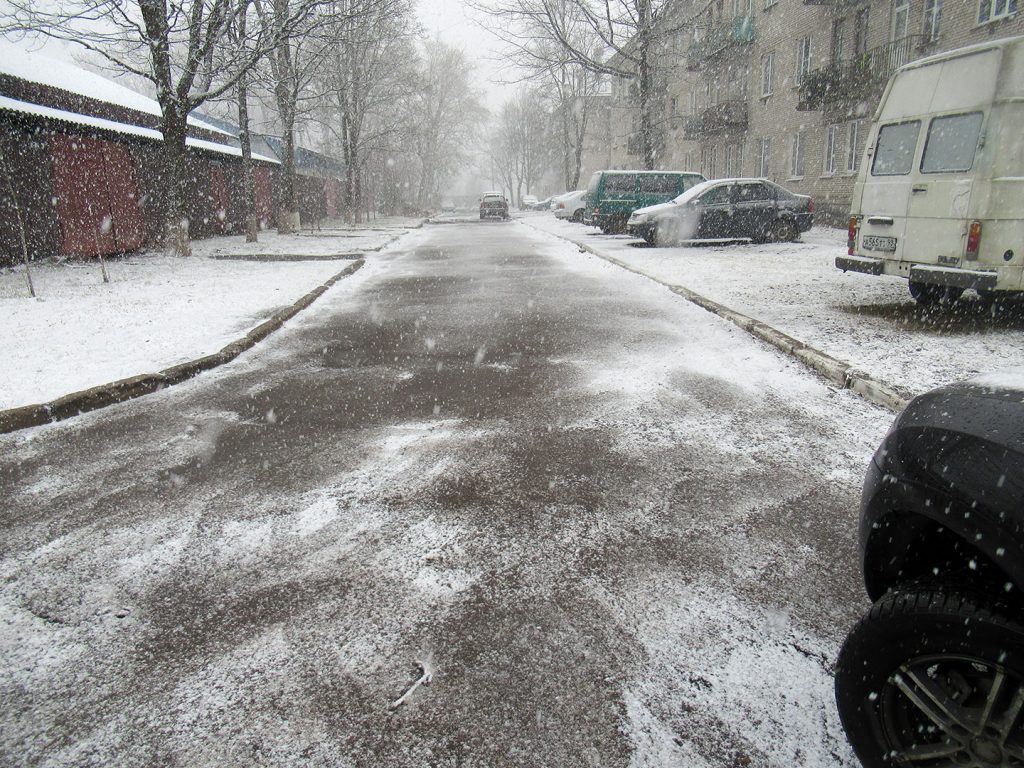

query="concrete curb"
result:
[0,259,365,435]
[543,227,913,413]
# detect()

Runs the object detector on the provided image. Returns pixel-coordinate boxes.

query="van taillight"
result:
[593,207,599,214]
[807,198,814,214]
[966,220,982,260]
[847,217,858,255]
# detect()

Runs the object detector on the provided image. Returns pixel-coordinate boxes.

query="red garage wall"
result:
[49,134,143,256]
[254,165,273,228]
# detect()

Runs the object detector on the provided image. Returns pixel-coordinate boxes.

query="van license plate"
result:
[862,235,896,252]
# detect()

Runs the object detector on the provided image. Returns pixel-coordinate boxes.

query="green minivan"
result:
[584,170,707,233]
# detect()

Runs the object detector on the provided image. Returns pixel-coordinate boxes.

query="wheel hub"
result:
[968,735,1004,764]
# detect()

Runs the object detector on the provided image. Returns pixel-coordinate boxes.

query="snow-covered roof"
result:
[0,94,279,164]
[0,45,234,138]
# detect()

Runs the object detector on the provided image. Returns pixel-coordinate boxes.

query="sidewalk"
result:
[0,220,421,415]
[525,214,1024,401]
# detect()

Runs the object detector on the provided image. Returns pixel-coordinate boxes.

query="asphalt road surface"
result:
[1,221,893,767]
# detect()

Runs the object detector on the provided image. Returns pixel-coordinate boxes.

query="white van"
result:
[837,35,1024,306]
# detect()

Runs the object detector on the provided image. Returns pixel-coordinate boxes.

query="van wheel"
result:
[909,282,964,307]
[770,218,797,242]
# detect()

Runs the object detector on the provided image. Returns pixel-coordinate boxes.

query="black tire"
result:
[570,209,584,223]
[909,281,964,307]
[835,588,1024,768]
[770,218,798,242]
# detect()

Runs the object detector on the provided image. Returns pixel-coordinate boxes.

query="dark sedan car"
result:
[834,371,1024,768]
[479,192,509,220]
[626,178,813,246]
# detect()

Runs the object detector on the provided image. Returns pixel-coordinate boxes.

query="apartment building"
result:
[588,0,1022,223]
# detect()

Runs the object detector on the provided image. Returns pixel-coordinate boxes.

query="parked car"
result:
[837,35,1024,307]
[521,194,539,210]
[584,170,706,234]
[534,196,553,211]
[553,190,587,222]
[479,192,509,220]
[834,369,1024,768]
[626,178,812,246]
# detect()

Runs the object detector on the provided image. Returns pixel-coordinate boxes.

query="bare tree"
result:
[476,0,683,170]
[2,0,322,254]
[410,41,487,209]
[494,88,554,206]
[317,0,416,223]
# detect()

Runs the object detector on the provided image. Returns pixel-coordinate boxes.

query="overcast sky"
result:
[416,0,517,109]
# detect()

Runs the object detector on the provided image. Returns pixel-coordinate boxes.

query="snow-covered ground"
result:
[0,223,417,411]
[526,214,1024,397]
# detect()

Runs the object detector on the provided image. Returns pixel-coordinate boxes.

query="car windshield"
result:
[672,180,717,205]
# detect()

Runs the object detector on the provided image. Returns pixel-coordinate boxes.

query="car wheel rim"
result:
[879,655,1024,766]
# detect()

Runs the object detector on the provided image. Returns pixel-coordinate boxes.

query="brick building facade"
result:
[582,0,1022,223]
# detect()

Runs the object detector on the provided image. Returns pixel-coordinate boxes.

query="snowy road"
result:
[1,221,893,766]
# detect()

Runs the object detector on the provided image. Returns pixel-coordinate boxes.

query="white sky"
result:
[416,0,518,109]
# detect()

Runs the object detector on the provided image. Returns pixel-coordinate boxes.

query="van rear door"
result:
[859,120,921,261]
[902,50,999,268]
[858,60,945,263]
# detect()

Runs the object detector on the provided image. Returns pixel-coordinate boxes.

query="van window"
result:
[920,112,983,174]
[871,120,920,176]
[637,174,677,194]
[604,174,635,193]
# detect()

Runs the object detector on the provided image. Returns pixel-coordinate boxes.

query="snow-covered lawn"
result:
[526,214,1024,397]
[192,218,420,259]
[0,224,417,411]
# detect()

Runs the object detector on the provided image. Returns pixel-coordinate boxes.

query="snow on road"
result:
[2,221,894,765]
[0,225,416,411]
[527,214,1024,397]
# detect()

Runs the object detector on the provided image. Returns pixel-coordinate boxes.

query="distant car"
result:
[535,197,553,211]
[626,178,813,246]
[521,194,539,210]
[553,191,587,222]
[479,192,509,220]
[834,370,1024,768]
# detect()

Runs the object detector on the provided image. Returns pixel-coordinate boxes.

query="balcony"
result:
[687,16,755,70]
[797,35,925,111]
[676,101,747,139]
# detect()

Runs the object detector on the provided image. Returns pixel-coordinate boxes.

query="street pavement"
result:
[0,221,893,766]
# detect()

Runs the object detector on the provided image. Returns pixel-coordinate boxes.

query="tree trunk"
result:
[237,76,259,242]
[278,110,300,233]
[161,111,193,256]
[637,0,656,171]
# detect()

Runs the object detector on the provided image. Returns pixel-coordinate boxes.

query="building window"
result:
[758,137,771,177]
[689,90,698,114]
[761,53,774,96]
[846,119,861,172]
[670,96,679,116]
[923,0,942,40]
[724,142,743,176]
[978,0,1014,22]
[854,8,870,55]
[791,130,806,177]
[831,18,846,63]
[795,36,813,84]
[824,124,840,175]
[702,145,718,178]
